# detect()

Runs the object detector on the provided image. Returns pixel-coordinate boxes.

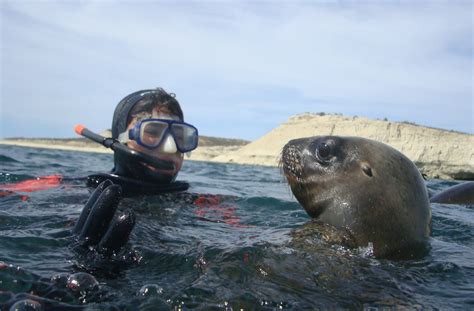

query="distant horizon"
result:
[1,112,471,141]
[1,2,472,140]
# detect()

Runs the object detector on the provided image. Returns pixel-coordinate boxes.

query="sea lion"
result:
[280,136,431,258]
[430,181,474,206]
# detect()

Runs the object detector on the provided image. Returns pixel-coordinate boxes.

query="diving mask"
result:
[118,118,199,153]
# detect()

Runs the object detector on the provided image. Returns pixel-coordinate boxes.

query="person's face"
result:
[126,107,184,178]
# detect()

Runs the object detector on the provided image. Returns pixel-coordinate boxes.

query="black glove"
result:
[73,180,136,258]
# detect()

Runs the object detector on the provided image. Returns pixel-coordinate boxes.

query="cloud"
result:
[1,1,472,139]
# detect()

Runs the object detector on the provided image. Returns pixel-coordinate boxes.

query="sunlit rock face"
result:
[212,113,473,180]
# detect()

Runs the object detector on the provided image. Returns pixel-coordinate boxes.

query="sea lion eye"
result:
[361,162,373,177]
[317,143,332,160]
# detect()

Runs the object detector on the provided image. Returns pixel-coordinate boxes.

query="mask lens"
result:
[140,121,167,147]
[171,123,198,152]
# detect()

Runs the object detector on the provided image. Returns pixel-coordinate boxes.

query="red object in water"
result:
[193,195,221,208]
[193,194,250,228]
[0,174,63,193]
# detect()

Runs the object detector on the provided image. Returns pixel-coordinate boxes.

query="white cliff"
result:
[211,113,474,180]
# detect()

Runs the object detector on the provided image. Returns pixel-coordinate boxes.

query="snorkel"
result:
[74,125,176,172]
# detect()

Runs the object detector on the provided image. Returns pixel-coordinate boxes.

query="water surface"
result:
[0,145,473,309]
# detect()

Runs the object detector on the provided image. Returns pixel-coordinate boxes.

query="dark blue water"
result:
[0,145,473,310]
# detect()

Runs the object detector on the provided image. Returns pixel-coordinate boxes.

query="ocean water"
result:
[0,145,473,310]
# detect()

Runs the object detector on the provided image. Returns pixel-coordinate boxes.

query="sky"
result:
[0,1,472,141]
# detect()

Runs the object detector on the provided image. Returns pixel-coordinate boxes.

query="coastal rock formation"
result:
[211,114,474,180]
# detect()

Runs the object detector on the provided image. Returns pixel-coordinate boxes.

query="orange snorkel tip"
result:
[75,124,86,136]
[74,124,106,145]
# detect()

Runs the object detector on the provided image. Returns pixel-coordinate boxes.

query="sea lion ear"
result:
[360,161,373,177]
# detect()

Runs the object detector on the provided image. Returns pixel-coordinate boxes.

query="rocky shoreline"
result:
[211,113,474,180]
[1,114,472,180]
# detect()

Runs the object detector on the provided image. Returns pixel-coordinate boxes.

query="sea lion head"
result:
[281,136,431,258]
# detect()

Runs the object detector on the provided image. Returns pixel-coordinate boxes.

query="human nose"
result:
[160,133,178,153]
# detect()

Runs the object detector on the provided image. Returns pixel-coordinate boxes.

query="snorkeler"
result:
[72,88,199,256]
[81,88,198,196]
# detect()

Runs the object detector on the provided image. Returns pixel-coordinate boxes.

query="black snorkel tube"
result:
[75,124,176,171]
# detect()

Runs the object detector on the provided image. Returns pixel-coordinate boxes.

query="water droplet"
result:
[50,272,70,287]
[66,272,99,292]
[138,284,163,297]
[258,267,268,277]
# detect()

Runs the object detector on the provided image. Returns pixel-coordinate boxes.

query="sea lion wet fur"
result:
[281,136,431,258]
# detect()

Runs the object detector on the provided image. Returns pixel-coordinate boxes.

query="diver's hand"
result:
[73,180,136,257]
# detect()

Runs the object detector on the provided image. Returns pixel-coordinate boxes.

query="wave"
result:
[0,154,20,163]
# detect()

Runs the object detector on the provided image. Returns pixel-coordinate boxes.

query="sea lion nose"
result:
[281,143,303,180]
